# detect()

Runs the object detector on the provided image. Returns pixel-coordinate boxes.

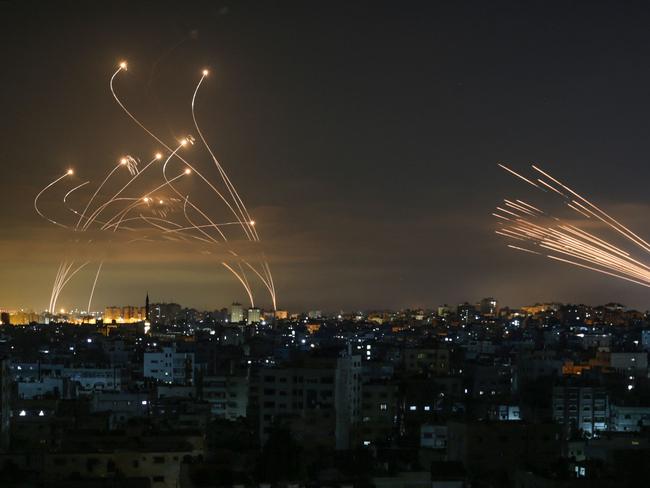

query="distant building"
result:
[151,302,182,325]
[274,310,288,320]
[247,307,261,325]
[230,302,244,323]
[479,297,498,316]
[103,305,147,323]
[456,303,476,324]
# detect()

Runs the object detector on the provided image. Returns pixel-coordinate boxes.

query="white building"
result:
[247,307,261,325]
[229,302,244,323]
[144,346,195,384]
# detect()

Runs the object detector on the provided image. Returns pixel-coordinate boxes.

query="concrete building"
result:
[229,302,244,323]
[247,307,261,325]
[552,386,609,436]
[144,345,195,384]
[610,404,650,432]
[258,351,362,450]
[202,374,249,420]
[360,381,399,444]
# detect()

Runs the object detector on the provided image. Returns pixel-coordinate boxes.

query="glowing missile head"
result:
[184,168,191,175]
[120,158,128,165]
[155,153,163,160]
[143,197,150,203]
[159,199,164,205]
[250,220,256,226]
[180,138,188,146]
[119,61,127,70]
[67,169,74,175]
[202,69,209,76]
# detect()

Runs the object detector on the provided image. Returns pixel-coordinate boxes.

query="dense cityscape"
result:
[0,298,649,486]
[6,1,650,487]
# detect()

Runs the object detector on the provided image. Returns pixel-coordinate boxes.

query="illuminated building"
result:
[247,307,261,325]
[103,306,146,324]
[274,310,288,320]
[230,302,244,323]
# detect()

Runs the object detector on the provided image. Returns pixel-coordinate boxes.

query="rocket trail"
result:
[36,61,282,313]
[495,163,650,289]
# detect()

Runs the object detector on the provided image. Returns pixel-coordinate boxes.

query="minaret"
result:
[145,292,150,322]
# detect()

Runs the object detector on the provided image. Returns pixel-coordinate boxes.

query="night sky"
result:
[3,0,650,312]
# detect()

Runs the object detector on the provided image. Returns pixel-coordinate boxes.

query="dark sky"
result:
[3,0,650,312]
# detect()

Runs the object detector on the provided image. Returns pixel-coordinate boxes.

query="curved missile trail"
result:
[495,163,650,289]
[35,170,74,229]
[75,159,128,230]
[36,61,280,314]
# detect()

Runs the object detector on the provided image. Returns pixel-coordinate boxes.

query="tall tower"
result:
[145,292,150,322]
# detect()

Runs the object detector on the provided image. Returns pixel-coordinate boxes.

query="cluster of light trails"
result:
[35,62,277,313]
[494,163,650,288]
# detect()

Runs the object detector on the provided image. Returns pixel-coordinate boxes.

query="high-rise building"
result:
[247,307,261,325]
[230,302,244,323]
[257,351,362,450]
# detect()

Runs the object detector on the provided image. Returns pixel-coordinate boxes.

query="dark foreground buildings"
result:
[1,300,650,486]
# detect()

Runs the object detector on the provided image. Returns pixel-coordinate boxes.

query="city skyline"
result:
[5,1,650,311]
